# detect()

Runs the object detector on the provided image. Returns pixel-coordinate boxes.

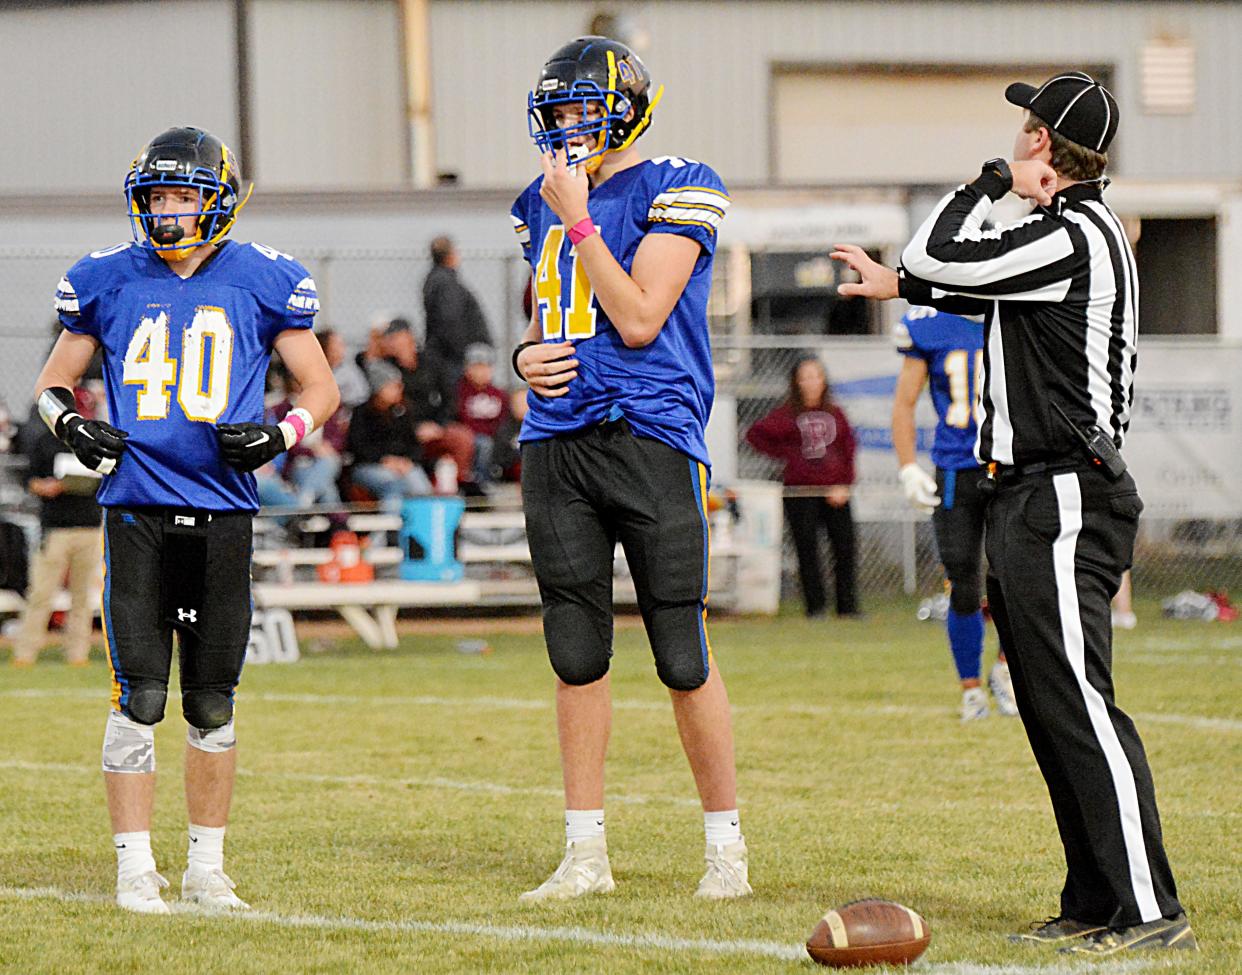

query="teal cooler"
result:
[399,497,465,581]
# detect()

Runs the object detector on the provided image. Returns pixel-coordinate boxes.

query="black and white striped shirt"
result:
[897,171,1137,467]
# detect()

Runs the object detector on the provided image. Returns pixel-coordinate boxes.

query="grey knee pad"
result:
[187,719,236,753]
[102,709,156,773]
[125,683,168,725]
[182,690,234,731]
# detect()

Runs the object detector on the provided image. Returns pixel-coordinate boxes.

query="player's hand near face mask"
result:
[539,149,591,227]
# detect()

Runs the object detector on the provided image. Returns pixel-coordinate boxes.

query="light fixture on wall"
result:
[1141,35,1195,115]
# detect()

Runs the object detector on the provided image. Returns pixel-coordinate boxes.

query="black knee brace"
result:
[124,683,168,725]
[182,689,234,730]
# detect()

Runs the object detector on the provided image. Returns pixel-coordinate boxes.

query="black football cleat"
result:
[1059,912,1197,956]
[1009,916,1106,946]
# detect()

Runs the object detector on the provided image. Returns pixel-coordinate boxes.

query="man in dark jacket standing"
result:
[423,236,491,380]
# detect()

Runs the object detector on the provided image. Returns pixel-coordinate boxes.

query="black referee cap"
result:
[1005,71,1118,153]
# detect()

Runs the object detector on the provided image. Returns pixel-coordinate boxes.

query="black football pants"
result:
[985,467,1182,928]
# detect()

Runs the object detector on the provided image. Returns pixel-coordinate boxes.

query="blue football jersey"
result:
[510,156,729,469]
[55,240,318,510]
[895,306,984,471]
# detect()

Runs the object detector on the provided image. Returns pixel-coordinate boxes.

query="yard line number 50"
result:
[123,307,234,421]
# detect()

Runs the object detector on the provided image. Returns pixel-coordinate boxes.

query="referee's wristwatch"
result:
[979,157,1013,193]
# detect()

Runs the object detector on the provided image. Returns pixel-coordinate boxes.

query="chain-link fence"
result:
[1,245,1239,607]
[713,334,1242,605]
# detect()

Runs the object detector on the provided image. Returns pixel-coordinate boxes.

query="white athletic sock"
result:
[704,809,742,847]
[565,809,605,844]
[114,831,157,880]
[187,823,226,873]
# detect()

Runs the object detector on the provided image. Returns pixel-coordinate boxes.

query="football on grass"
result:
[806,899,931,967]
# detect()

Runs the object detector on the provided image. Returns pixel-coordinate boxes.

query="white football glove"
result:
[899,463,941,513]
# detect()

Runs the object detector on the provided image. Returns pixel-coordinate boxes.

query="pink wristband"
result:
[567,217,597,246]
[283,412,308,443]
[277,407,314,449]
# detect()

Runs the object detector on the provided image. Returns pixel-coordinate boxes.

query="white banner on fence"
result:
[738,339,1242,522]
[1126,342,1242,518]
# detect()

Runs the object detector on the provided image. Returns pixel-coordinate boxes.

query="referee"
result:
[832,72,1193,957]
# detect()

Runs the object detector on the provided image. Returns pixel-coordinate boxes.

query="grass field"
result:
[1,599,1238,974]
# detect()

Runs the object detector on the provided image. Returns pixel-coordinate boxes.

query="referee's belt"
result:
[988,458,1089,484]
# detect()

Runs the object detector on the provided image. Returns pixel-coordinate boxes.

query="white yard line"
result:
[1,760,1235,820]
[0,760,698,807]
[0,884,1154,973]
[4,687,1237,732]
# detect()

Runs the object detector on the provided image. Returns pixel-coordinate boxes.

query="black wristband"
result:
[977,157,1013,198]
[512,341,539,382]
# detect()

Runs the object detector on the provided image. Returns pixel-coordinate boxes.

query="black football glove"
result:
[215,422,289,473]
[37,386,129,475]
[60,413,130,475]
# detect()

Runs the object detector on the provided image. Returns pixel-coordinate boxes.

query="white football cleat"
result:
[960,686,991,722]
[518,836,615,903]
[181,866,251,911]
[696,839,752,899]
[116,870,171,914]
[1112,610,1138,631]
[988,662,1019,717]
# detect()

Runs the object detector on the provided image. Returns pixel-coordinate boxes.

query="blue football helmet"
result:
[527,37,663,173]
[124,126,252,261]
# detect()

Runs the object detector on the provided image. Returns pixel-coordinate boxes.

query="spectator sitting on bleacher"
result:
[490,386,529,483]
[382,317,474,493]
[457,343,508,489]
[346,359,433,510]
[320,328,370,410]
[12,385,102,668]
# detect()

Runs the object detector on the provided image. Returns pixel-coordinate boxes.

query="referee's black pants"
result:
[985,467,1182,928]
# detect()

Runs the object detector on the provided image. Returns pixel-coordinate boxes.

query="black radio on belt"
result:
[1051,403,1127,481]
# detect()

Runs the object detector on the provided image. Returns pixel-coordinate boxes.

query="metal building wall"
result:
[0,0,238,193]
[429,0,1242,188]
[0,0,405,193]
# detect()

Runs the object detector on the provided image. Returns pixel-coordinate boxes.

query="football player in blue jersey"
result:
[891,306,1017,721]
[510,37,750,901]
[33,126,339,914]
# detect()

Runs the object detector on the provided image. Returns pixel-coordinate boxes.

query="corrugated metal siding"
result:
[0,0,238,193]
[429,0,1242,188]
[249,0,407,188]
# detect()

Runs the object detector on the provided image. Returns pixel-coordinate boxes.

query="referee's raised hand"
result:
[1010,159,1057,206]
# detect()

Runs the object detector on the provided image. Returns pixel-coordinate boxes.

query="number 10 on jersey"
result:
[534,225,598,340]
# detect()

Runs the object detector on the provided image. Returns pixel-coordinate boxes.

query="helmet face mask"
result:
[125,126,251,262]
[527,37,662,173]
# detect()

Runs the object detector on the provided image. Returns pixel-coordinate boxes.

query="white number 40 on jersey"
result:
[123,308,234,421]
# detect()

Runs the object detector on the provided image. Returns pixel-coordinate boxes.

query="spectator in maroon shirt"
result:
[457,343,509,488]
[745,356,860,618]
